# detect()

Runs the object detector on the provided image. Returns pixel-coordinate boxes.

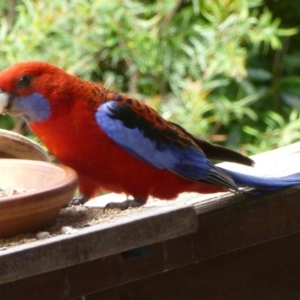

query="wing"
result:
[95,93,238,191]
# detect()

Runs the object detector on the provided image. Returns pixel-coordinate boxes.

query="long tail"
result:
[218,166,300,191]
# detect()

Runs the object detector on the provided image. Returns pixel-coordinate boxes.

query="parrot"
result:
[0,61,299,209]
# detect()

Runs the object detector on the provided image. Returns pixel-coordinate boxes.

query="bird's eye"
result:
[17,75,32,88]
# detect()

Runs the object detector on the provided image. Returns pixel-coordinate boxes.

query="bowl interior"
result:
[0,159,68,192]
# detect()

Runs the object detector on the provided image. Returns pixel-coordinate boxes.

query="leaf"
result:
[281,93,300,110]
[247,68,272,82]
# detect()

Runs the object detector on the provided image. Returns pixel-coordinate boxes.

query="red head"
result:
[0,61,79,123]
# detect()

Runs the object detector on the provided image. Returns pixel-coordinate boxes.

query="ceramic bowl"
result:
[0,159,78,238]
[0,128,49,161]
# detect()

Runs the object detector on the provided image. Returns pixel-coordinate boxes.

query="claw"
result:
[104,199,143,212]
[68,194,88,206]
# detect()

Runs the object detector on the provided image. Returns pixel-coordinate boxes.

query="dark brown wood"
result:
[87,231,300,300]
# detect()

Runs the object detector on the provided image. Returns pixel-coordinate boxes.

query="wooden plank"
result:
[0,205,198,284]
[165,185,300,270]
[89,231,300,300]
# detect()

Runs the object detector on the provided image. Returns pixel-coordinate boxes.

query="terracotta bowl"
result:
[0,159,78,238]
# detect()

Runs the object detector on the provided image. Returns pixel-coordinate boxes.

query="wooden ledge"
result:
[1,142,300,298]
[0,205,197,284]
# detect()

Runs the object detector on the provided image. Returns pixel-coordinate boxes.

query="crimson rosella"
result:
[0,61,299,209]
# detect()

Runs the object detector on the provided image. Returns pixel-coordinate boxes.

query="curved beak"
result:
[0,90,14,115]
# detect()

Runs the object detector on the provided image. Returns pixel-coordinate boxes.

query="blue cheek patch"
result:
[15,93,50,123]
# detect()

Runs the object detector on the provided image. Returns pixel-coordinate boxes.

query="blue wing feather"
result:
[96,102,177,169]
[95,101,208,173]
[95,101,237,190]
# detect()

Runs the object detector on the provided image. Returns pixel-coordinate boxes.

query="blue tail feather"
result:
[218,167,300,191]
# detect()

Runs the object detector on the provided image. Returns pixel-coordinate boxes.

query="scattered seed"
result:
[36,231,51,240]
[0,187,26,197]
[61,226,78,235]
[0,205,145,249]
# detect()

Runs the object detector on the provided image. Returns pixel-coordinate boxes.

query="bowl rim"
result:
[0,129,49,161]
[0,159,78,205]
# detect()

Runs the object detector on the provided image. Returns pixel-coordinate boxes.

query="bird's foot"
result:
[68,194,88,206]
[104,199,143,212]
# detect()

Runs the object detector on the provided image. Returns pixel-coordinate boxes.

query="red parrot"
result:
[0,61,299,209]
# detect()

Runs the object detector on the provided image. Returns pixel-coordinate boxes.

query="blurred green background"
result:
[1,0,300,155]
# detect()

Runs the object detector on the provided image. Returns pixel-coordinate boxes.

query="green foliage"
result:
[0,0,300,154]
